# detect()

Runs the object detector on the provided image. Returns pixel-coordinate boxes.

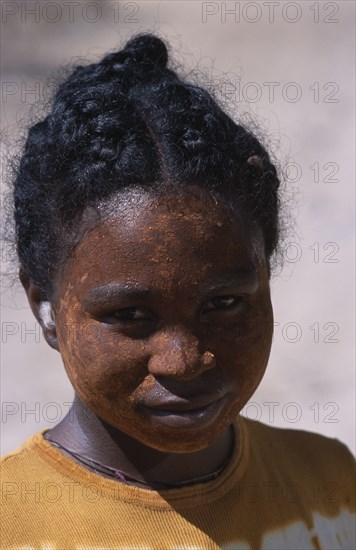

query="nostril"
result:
[147,327,217,379]
[147,348,216,380]
[201,351,216,368]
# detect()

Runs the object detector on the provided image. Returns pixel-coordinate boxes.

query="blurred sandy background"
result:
[1,0,355,455]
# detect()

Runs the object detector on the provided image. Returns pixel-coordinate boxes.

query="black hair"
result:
[12,33,281,296]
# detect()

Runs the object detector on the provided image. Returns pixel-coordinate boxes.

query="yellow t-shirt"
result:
[1,417,355,550]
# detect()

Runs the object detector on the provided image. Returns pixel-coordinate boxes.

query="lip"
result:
[137,378,231,411]
[138,393,231,429]
[143,393,226,412]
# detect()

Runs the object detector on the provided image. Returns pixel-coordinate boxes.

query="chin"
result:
[137,414,235,454]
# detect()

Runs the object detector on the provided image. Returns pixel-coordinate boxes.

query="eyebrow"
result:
[82,268,258,304]
[198,269,258,292]
[83,283,160,304]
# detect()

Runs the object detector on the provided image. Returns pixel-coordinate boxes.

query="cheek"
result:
[242,302,273,393]
[221,296,273,391]
[55,307,147,406]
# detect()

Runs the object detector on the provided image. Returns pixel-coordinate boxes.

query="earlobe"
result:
[38,301,59,351]
[20,269,59,351]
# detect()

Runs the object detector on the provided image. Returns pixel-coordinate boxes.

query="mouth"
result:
[145,394,225,412]
[138,393,231,429]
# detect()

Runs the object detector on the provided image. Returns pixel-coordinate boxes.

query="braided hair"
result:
[13,33,281,296]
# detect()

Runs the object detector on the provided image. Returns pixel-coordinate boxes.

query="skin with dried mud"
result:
[44,188,274,487]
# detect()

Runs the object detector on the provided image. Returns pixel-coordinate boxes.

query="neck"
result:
[45,395,236,489]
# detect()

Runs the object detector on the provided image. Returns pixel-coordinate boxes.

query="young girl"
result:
[1,33,355,550]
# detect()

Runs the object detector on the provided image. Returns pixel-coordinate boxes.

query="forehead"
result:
[101,188,241,245]
[59,187,265,294]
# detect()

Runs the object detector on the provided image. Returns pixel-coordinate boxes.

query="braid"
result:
[13,32,281,294]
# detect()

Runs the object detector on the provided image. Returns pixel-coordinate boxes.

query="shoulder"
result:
[1,431,49,481]
[240,416,350,452]
[242,415,354,454]
[241,416,355,462]
[240,417,355,486]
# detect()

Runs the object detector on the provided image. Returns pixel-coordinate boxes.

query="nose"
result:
[147,326,216,381]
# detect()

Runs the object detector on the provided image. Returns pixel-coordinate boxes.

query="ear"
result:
[20,268,59,351]
[266,261,271,280]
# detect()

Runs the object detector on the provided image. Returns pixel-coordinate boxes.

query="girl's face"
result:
[52,188,273,453]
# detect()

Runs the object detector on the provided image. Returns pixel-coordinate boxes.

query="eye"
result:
[202,295,245,314]
[103,307,151,324]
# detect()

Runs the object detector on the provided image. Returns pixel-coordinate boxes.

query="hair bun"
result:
[102,33,168,70]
